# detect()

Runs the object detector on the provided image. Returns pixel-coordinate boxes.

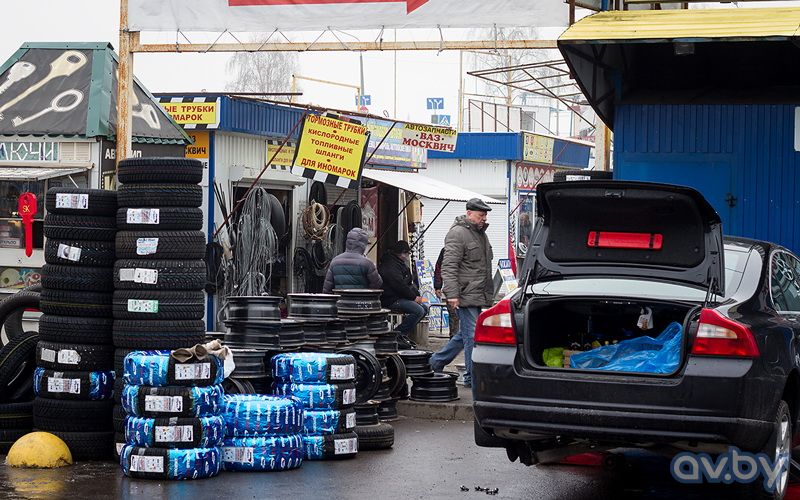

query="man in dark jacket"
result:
[434,248,459,338]
[379,241,429,339]
[429,198,493,388]
[323,228,382,293]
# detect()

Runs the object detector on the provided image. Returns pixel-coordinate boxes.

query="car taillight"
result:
[474,298,516,345]
[690,308,759,358]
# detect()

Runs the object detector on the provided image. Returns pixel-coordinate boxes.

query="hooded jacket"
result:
[322,228,383,293]
[441,215,493,308]
[378,252,419,307]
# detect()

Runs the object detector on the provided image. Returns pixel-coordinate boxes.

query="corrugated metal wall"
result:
[428,132,520,160]
[220,97,305,139]
[614,103,800,253]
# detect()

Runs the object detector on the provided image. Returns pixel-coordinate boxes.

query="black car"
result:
[472,181,799,498]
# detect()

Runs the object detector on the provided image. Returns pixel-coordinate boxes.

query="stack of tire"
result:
[0,286,42,453]
[119,350,225,480]
[271,352,359,460]
[113,157,207,454]
[221,394,304,472]
[34,188,117,460]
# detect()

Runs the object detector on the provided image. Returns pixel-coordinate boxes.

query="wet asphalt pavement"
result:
[0,417,791,499]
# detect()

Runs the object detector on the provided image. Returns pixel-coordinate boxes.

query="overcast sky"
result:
[0,1,794,126]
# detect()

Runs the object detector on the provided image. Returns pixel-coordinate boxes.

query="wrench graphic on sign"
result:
[12,89,83,127]
[131,88,161,130]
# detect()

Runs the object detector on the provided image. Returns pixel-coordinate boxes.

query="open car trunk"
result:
[526,297,700,375]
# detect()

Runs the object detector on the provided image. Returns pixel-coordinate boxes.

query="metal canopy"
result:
[361,169,503,204]
[0,166,89,181]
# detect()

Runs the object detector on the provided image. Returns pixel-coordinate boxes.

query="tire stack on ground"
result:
[113,157,207,453]
[34,188,117,460]
[271,352,359,460]
[0,287,42,453]
[119,350,225,480]
[221,394,304,472]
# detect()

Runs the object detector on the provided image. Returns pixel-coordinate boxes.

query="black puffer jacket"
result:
[441,215,493,308]
[378,252,419,307]
[322,228,382,293]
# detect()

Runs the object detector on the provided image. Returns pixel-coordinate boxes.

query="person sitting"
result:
[378,240,429,346]
[322,228,382,293]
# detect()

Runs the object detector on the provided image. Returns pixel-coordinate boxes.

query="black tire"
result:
[39,315,113,345]
[113,260,206,290]
[0,331,38,392]
[113,376,124,404]
[113,404,127,433]
[386,354,408,399]
[113,320,206,349]
[47,430,113,461]
[40,289,112,318]
[0,401,33,429]
[267,193,286,238]
[43,214,117,241]
[118,184,203,209]
[753,400,792,499]
[34,369,114,401]
[354,422,394,451]
[117,157,204,185]
[0,428,30,454]
[33,398,113,432]
[45,188,117,216]
[36,341,114,371]
[114,348,136,377]
[114,432,125,460]
[116,231,206,260]
[551,169,613,182]
[116,207,203,231]
[0,289,40,344]
[45,239,116,267]
[113,290,204,320]
[41,264,113,292]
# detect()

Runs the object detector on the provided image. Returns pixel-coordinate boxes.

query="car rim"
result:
[775,413,790,496]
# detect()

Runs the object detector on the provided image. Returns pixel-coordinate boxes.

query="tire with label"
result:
[272,382,357,410]
[0,401,33,430]
[112,320,206,350]
[221,395,304,437]
[354,422,394,451]
[302,408,356,436]
[301,432,358,460]
[121,384,224,418]
[45,188,118,216]
[40,289,113,318]
[116,207,203,231]
[271,352,357,384]
[123,350,223,387]
[36,341,113,371]
[118,184,203,209]
[125,415,225,449]
[49,430,113,461]
[41,264,113,292]
[39,315,113,345]
[45,239,116,267]
[120,445,222,480]
[33,368,115,401]
[117,157,204,185]
[113,403,127,433]
[43,214,117,241]
[113,260,206,291]
[33,398,113,432]
[115,231,206,260]
[113,290,205,320]
[221,435,304,472]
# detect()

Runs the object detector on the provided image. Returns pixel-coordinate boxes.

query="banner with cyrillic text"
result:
[291,114,369,189]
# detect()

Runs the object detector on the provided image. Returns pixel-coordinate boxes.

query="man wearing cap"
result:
[429,198,493,388]
[379,240,429,347]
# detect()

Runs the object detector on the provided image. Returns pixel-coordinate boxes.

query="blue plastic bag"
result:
[569,321,683,374]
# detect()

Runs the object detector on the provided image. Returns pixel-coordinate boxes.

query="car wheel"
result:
[756,400,791,499]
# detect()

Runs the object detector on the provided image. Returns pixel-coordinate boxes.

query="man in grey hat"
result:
[429,198,493,388]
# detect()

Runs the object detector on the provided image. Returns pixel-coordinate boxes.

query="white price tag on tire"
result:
[330,364,355,381]
[144,395,183,413]
[129,455,164,473]
[128,299,159,314]
[47,377,81,394]
[175,363,211,381]
[40,348,56,363]
[57,349,81,365]
[223,447,254,464]
[342,388,356,405]
[133,268,158,285]
[155,425,194,443]
[126,208,160,225]
[55,193,88,210]
[345,411,356,429]
[136,238,159,255]
[56,244,82,262]
[333,437,358,455]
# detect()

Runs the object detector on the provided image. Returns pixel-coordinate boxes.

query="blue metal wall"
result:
[428,132,521,160]
[552,137,592,168]
[614,103,800,253]
[219,97,305,139]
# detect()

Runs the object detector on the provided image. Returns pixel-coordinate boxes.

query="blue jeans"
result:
[429,306,480,386]
[390,299,430,335]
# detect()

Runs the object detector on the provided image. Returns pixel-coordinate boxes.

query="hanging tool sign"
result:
[18,192,37,257]
[291,114,369,189]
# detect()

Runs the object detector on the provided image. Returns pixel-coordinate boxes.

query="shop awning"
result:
[362,169,503,204]
[558,7,800,127]
[0,166,89,181]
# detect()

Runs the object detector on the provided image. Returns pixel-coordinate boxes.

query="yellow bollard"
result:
[5,432,73,468]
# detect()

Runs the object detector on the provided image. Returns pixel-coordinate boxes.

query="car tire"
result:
[47,430,113,461]
[354,422,394,451]
[117,157,204,185]
[113,376,125,404]
[0,289,40,344]
[112,320,206,349]
[273,382,357,410]
[43,214,117,241]
[303,408,357,435]
[33,398,113,432]
[33,368,115,401]
[41,264,113,292]
[115,231,206,260]
[113,259,206,290]
[112,290,205,320]
[754,400,791,499]
[40,289,112,318]
[117,184,203,208]
[45,188,117,216]
[0,401,33,429]
[39,315,113,345]
[116,207,203,231]
[121,384,224,418]
[113,404,127,433]
[120,445,222,479]
[45,238,116,267]
[302,432,358,460]
[0,331,38,391]
[123,350,223,387]
[0,428,31,454]
[125,415,225,449]
[271,352,357,384]
[222,395,304,437]
[114,348,137,377]
[222,435,304,472]
[36,341,114,371]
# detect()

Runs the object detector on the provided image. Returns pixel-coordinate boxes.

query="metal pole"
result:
[393,29,398,118]
[410,200,450,250]
[359,53,366,108]
[457,50,464,132]
[116,0,134,167]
